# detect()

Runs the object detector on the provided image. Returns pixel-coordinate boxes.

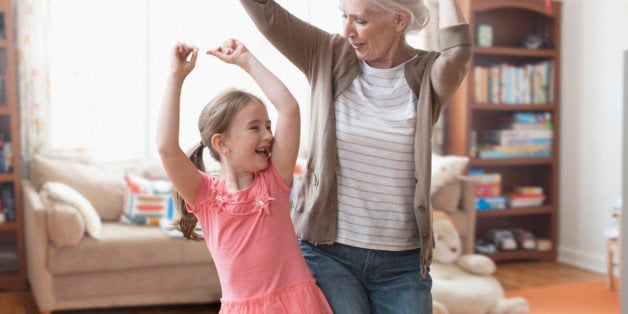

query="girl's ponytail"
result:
[172,143,205,241]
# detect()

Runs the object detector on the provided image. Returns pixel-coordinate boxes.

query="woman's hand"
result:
[206,38,252,68]
[170,42,198,79]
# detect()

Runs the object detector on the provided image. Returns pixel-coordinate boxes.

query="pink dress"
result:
[187,164,332,314]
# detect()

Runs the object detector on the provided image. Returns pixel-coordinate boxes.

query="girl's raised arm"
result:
[156,43,203,206]
[208,39,300,186]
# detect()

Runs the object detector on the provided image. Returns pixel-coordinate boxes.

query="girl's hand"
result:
[206,38,251,67]
[171,42,198,79]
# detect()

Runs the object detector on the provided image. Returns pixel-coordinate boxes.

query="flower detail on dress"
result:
[254,192,275,215]
[213,193,228,212]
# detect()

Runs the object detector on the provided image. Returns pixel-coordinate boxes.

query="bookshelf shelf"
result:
[0,173,17,181]
[0,0,26,290]
[469,104,556,111]
[446,0,561,262]
[0,273,24,290]
[473,46,556,58]
[487,249,554,262]
[472,0,559,14]
[0,222,17,231]
[469,157,554,166]
[477,205,553,218]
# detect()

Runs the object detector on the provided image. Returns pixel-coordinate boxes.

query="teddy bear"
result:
[431,211,529,314]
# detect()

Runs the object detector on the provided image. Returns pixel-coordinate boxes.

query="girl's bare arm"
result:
[208,39,300,186]
[156,43,203,206]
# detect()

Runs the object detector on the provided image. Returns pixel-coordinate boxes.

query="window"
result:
[49,1,426,162]
[49,0,338,162]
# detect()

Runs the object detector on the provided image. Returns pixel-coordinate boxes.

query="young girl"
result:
[156,40,332,313]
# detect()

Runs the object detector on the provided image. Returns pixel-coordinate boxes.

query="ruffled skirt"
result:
[220,280,332,314]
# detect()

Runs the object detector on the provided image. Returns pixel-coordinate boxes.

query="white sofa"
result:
[23,155,222,313]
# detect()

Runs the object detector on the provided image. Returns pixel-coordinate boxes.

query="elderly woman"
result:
[239,0,471,312]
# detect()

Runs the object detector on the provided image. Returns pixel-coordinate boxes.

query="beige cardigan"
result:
[241,0,471,276]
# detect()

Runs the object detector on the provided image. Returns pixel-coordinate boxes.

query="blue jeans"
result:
[299,241,432,314]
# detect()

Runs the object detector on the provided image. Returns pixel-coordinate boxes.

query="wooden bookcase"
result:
[446,0,561,262]
[0,0,26,290]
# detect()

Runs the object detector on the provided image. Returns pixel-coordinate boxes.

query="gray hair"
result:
[368,0,430,34]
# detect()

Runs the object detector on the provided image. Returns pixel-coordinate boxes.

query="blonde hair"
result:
[172,88,263,240]
[368,0,430,34]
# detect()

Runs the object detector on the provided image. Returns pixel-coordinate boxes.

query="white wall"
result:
[559,0,628,273]
[622,50,628,314]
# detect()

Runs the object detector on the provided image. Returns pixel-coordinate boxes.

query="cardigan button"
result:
[418,205,426,213]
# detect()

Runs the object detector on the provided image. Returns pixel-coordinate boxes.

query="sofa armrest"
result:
[23,179,55,310]
[23,180,49,254]
[459,176,476,254]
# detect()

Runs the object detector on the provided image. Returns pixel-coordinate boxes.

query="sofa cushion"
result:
[30,155,126,221]
[431,180,462,214]
[52,263,221,301]
[44,182,102,239]
[48,222,212,275]
[48,202,86,247]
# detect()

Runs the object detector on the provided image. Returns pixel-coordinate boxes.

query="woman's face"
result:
[340,0,406,68]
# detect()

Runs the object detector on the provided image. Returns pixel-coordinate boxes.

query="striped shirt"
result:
[334,57,419,251]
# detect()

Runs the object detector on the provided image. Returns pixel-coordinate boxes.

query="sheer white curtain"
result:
[47,0,436,162]
[48,0,147,161]
[16,0,51,162]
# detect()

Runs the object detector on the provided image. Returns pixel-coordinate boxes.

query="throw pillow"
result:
[29,155,126,221]
[48,202,86,247]
[431,154,469,196]
[39,190,86,246]
[43,181,102,239]
[123,175,175,225]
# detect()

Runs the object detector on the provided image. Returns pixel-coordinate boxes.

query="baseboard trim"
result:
[558,246,606,274]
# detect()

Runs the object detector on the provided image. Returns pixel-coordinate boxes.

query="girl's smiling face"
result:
[222,100,273,173]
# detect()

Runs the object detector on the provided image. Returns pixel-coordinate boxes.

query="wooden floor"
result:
[494,260,605,291]
[0,261,606,314]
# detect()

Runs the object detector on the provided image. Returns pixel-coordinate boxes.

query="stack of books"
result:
[473,60,554,104]
[508,186,546,207]
[470,170,507,211]
[0,183,14,223]
[477,112,553,159]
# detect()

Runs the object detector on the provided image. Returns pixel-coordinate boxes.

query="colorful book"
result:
[514,186,544,195]
[508,193,546,207]
[470,173,502,197]
[477,149,552,159]
[476,196,507,210]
